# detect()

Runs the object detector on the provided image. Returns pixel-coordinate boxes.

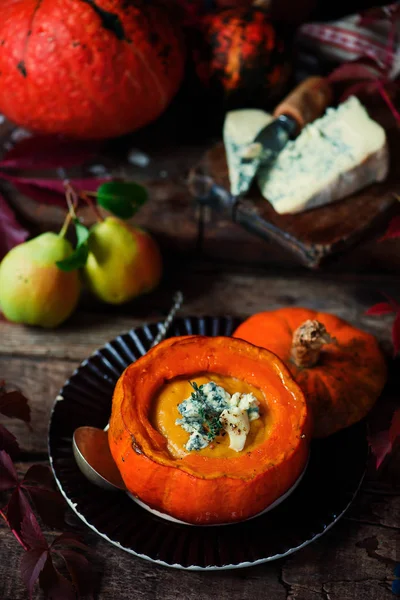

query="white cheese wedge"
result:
[257,96,389,214]
[223,109,274,196]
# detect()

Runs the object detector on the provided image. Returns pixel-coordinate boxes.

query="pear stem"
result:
[59,213,72,238]
[81,191,104,222]
[59,183,79,238]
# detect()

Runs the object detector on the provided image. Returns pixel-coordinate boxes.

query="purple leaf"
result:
[0,423,20,456]
[0,449,19,491]
[21,511,48,550]
[0,390,31,422]
[2,176,66,207]
[392,311,400,356]
[366,302,395,316]
[51,532,89,552]
[21,549,49,599]
[381,216,400,241]
[2,173,110,207]
[56,548,93,596]
[369,408,400,468]
[329,62,379,83]
[340,81,378,101]
[0,135,99,170]
[39,556,77,600]
[23,465,55,490]
[6,487,33,534]
[24,487,66,529]
[0,191,29,260]
[358,4,400,26]
[369,429,391,469]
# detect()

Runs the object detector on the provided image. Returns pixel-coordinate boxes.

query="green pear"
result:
[83,217,162,304]
[0,232,81,327]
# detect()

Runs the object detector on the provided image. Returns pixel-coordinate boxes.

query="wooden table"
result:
[0,265,399,599]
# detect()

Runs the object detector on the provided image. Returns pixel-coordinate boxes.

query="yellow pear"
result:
[83,217,162,304]
[0,232,81,327]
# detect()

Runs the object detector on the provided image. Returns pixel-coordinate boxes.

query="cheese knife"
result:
[227,76,333,197]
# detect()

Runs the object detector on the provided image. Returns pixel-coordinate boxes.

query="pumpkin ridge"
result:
[80,0,128,41]
[17,0,44,79]
[127,41,168,113]
[52,29,124,129]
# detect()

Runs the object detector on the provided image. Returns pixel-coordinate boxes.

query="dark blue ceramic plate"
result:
[48,316,368,570]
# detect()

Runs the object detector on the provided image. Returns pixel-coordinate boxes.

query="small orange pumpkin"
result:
[234,308,387,438]
[108,335,310,525]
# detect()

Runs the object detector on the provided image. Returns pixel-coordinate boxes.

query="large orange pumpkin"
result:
[234,308,387,438]
[0,0,185,139]
[108,335,310,525]
[194,7,290,108]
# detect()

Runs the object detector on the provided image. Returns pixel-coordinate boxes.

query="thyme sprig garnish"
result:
[189,381,223,441]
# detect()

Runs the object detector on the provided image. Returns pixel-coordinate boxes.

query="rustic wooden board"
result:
[191,124,400,268]
[2,113,400,274]
[0,270,399,599]
[0,269,397,451]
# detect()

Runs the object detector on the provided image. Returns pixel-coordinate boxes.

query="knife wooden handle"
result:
[273,76,332,131]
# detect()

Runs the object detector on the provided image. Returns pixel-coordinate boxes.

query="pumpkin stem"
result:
[291,320,335,368]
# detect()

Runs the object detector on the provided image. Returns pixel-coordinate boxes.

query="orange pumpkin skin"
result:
[109,335,310,525]
[0,0,185,139]
[194,8,290,107]
[234,308,387,438]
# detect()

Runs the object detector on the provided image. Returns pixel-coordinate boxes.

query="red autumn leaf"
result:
[2,173,110,208]
[369,408,400,468]
[389,408,400,443]
[368,429,391,469]
[19,512,93,599]
[51,532,90,553]
[366,302,395,316]
[0,389,31,423]
[0,135,99,170]
[0,190,29,260]
[0,423,20,456]
[21,549,49,599]
[0,449,19,491]
[21,510,47,550]
[328,62,379,83]
[358,3,400,27]
[23,464,56,490]
[57,548,93,597]
[24,487,66,530]
[39,557,77,600]
[392,311,400,356]
[381,215,400,241]
[2,456,66,532]
[6,486,34,534]
[341,81,378,101]
[22,464,66,529]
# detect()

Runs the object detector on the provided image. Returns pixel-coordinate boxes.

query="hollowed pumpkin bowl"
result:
[108,335,311,525]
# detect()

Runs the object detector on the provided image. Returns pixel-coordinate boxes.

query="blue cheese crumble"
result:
[176,381,260,452]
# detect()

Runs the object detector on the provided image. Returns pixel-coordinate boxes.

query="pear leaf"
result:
[56,220,90,272]
[96,181,148,219]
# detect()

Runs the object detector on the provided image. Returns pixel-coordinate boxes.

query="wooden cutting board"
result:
[189,111,400,269]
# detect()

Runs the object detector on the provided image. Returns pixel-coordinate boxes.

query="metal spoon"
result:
[72,291,184,491]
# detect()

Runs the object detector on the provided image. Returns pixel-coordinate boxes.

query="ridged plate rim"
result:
[48,315,368,571]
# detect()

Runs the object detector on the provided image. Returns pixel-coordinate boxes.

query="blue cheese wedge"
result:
[176,381,260,452]
[223,109,274,196]
[257,96,389,214]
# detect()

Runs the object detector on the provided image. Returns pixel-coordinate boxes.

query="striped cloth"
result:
[296,3,400,79]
